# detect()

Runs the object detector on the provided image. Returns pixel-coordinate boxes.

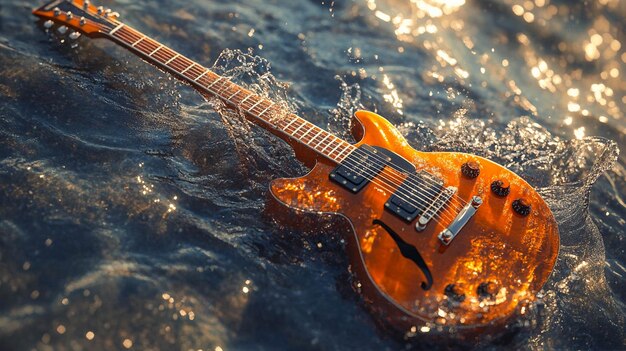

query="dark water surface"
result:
[1,0,625,350]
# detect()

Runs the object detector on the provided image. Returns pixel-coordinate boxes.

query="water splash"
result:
[328,76,364,141]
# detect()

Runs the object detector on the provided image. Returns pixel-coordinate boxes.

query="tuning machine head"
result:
[33,0,121,39]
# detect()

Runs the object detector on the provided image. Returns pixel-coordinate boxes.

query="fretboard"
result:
[104,23,355,163]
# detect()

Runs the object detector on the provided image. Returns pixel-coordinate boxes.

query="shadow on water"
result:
[0,0,624,350]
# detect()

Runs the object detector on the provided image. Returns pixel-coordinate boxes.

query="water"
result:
[0,0,624,350]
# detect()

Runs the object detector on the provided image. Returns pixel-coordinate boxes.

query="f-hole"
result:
[373,219,433,290]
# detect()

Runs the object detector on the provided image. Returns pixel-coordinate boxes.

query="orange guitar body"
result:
[269,110,559,336]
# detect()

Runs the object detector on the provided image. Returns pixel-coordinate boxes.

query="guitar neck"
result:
[102,23,354,163]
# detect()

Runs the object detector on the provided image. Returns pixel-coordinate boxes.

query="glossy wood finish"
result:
[270,110,559,332]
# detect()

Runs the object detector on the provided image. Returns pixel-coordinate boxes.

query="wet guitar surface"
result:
[270,110,559,331]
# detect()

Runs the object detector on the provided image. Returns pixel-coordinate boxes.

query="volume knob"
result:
[461,161,480,179]
[490,179,510,197]
[512,198,531,216]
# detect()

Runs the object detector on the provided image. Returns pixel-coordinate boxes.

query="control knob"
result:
[512,198,531,216]
[461,161,480,179]
[490,179,510,197]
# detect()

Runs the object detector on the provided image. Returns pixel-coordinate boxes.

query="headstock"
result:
[32,0,120,40]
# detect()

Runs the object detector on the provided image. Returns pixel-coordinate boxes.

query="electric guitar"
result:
[33,0,560,339]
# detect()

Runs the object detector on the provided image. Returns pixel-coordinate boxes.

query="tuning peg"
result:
[97,6,103,15]
[110,11,120,19]
[83,0,90,10]
[104,9,111,17]
[66,11,73,20]
[44,20,54,29]
[57,25,68,34]
[80,17,86,26]
[53,7,61,16]
[69,31,81,40]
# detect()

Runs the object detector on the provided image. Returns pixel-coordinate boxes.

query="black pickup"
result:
[329,145,388,193]
[385,173,443,222]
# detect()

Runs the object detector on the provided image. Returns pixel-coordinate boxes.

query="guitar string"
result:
[110,26,468,210]
[110,29,466,224]
[276,115,470,213]
[287,122,469,209]
[281,125,466,223]
[110,29,467,224]
[340,148,470,215]
[99,19,471,209]
[108,25,468,208]
[109,29,467,224]
[277,118,469,212]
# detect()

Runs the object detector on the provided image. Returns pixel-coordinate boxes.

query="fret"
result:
[282,118,298,131]
[314,134,330,148]
[328,141,342,156]
[180,63,195,74]
[258,102,274,117]
[335,145,351,160]
[131,36,145,47]
[291,121,307,135]
[300,125,315,139]
[207,77,223,89]
[341,147,355,161]
[247,99,264,112]
[109,23,124,35]
[321,136,339,152]
[95,22,355,164]
[239,94,252,105]
[213,79,231,95]
[193,70,208,82]
[148,44,163,57]
[164,53,180,65]
[308,130,323,144]
[227,88,240,100]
